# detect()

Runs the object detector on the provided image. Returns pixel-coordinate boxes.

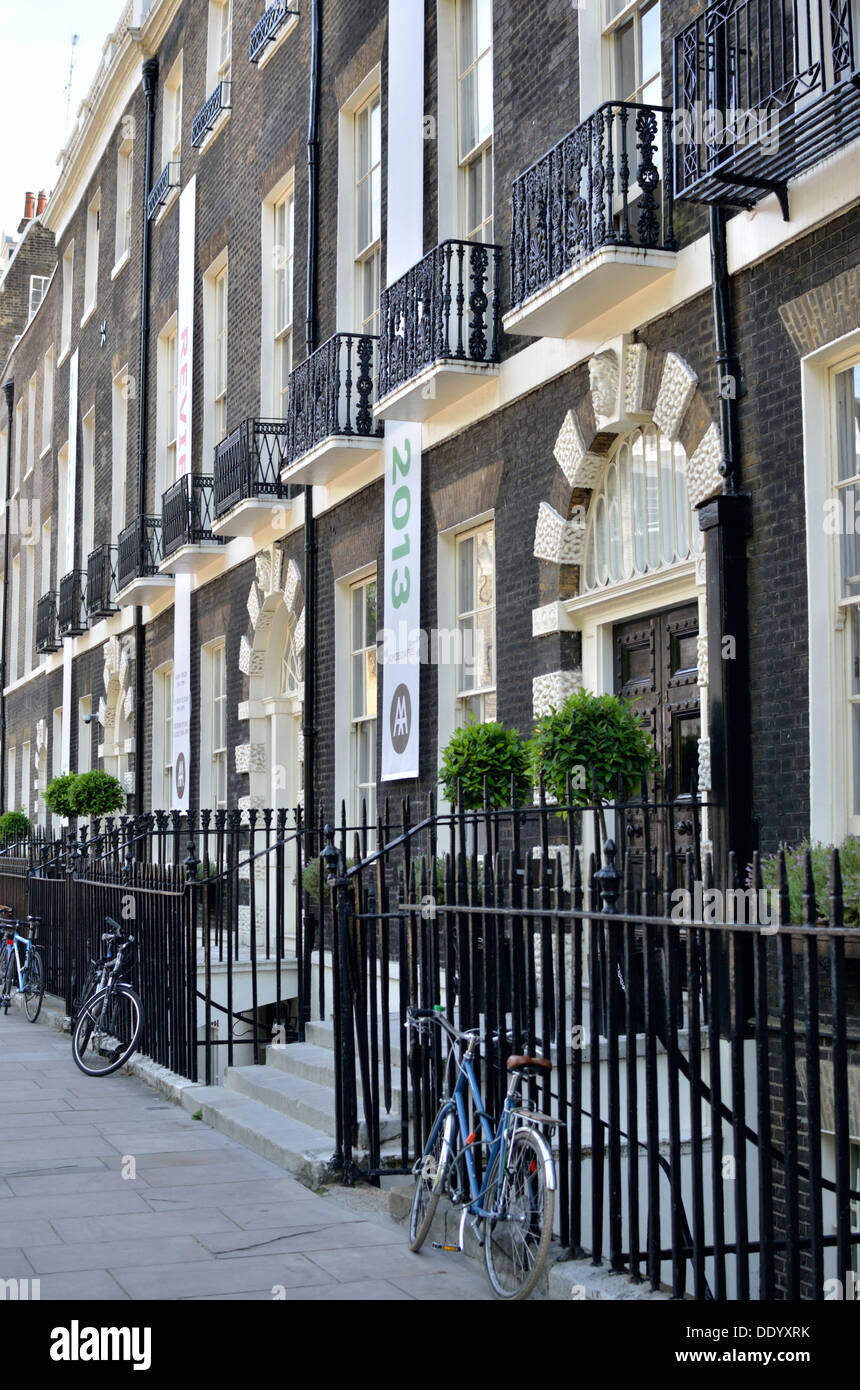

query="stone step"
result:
[305,1016,405,1067]
[223,1064,401,1147]
[266,1040,407,1112]
[178,1085,334,1189]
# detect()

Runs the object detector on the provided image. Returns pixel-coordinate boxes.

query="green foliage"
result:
[757,838,860,926]
[0,809,32,841]
[69,771,125,817]
[301,855,356,902]
[439,719,532,810]
[529,688,658,809]
[42,773,79,820]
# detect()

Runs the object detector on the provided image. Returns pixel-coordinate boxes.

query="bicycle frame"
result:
[2,929,37,992]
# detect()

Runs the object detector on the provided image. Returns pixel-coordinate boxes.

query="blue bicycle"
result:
[1,910,45,1023]
[407,1006,559,1300]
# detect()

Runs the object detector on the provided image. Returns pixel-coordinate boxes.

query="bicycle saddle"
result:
[507,1054,552,1074]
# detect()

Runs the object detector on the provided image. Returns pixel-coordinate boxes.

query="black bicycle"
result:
[71,917,142,1077]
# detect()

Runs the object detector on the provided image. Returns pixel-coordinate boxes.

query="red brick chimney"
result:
[17,191,35,232]
[35,190,47,217]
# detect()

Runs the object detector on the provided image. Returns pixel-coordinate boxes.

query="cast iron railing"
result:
[284,332,384,467]
[147,161,181,219]
[191,81,232,147]
[249,0,298,62]
[58,570,87,636]
[673,0,860,208]
[162,474,225,558]
[86,543,119,618]
[213,418,292,517]
[378,239,502,400]
[117,515,164,592]
[510,99,675,311]
[35,592,61,652]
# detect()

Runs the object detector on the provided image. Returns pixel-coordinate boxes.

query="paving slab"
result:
[0,1007,492,1303]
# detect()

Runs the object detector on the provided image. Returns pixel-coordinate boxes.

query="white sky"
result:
[0,0,127,239]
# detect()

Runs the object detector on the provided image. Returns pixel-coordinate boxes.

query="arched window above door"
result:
[582,424,702,593]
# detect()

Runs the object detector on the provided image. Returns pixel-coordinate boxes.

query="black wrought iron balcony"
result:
[509,100,675,324]
[58,570,87,637]
[86,544,119,618]
[673,0,860,213]
[191,81,232,148]
[213,419,293,517]
[283,332,384,479]
[377,240,502,417]
[161,474,225,560]
[147,161,181,219]
[117,515,165,594]
[35,593,61,653]
[249,0,298,63]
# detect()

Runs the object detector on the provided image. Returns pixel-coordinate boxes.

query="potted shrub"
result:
[0,809,32,844]
[42,772,79,822]
[439,718,532,810]
[529,688,657,840]
[69,770,125,819]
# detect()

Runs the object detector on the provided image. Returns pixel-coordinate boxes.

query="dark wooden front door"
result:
[614,602,701,883]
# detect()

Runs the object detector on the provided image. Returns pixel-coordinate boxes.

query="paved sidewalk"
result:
[0,1009,490,1301]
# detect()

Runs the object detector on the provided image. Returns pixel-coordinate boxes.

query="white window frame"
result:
[349,572,378,825]
[152,663,174,809]
[40,518,51,600]
[162,55,183,170]
[354,89,382,335]
[60,241,74,360]
[41,347,53,457]
[261,173,295,417]
[81,408,95,564]
[156,315,178,503]
[82,190,101,324]
[13,399,22,494]
[56,444,69,583]
[454,0,494,243]
[200,641,227,811]
[335,67,381,333]
[114,138,133,274]
[21,740,30,820]
[111,369,129,541]
[334,564,377,825]
[7,747,16,814]
[203,252,228,463]
[436,511,497,801]
[28,275,50,321]
[23,541,34,677]
[9,555,19,685]
[207,0,233,91]
[25,376,36,479]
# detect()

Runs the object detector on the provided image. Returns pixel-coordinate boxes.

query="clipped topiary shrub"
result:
[0,809,32,842]
[439,718,532,810]
[69,770,125,818]
[42,773,79,821]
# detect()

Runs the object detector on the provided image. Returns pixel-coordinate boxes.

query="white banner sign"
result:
[61,348,79,775]
[171,177,196,812]
[381,0,424,782]
[381,422,421,780]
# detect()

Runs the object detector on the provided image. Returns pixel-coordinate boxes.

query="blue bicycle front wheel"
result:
[409,1103,457,1252]
[483,1127,555,1300]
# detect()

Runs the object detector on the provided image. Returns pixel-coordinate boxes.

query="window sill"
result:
[39,443,51,461]
[57,347,70,368]
[111,252,130,282]
[80,302,97,330]
[154,183,180,227]
[256,13,299,71]
[195,107,231,155]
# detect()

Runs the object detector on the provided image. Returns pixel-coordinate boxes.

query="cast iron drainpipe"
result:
[134,58,158,825]
[0,378,13,810]
[302,0,321,845]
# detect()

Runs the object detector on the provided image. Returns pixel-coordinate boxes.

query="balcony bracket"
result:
[711,170,789,222]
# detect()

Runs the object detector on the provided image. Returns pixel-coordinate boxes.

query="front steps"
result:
[179,1016,406,1188]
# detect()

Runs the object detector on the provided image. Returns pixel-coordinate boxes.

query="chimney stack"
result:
[35,191,47,217]
[17,192,35,233]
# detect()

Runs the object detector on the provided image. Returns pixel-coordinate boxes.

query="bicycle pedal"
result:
[431,1243,461,1253]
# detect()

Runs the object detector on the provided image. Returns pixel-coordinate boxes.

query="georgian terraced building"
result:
[0,0,859,878]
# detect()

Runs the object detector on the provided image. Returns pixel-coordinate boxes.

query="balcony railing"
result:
[86,544,119,618]
[510,100,675,313]
[249,0,298,62]
[147,161,181,219]
[162,474,225,559]
[191,81,232,147]
[58,570,87,636]
[213,419,293,517]
[673,0,860,209]
[284,332,384,467]
[378,240,502,401]
[117,516,164,593]
[35,593,61,653]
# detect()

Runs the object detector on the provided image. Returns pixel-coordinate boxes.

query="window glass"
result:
[349,576,377,822]
[455,522,496,723]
